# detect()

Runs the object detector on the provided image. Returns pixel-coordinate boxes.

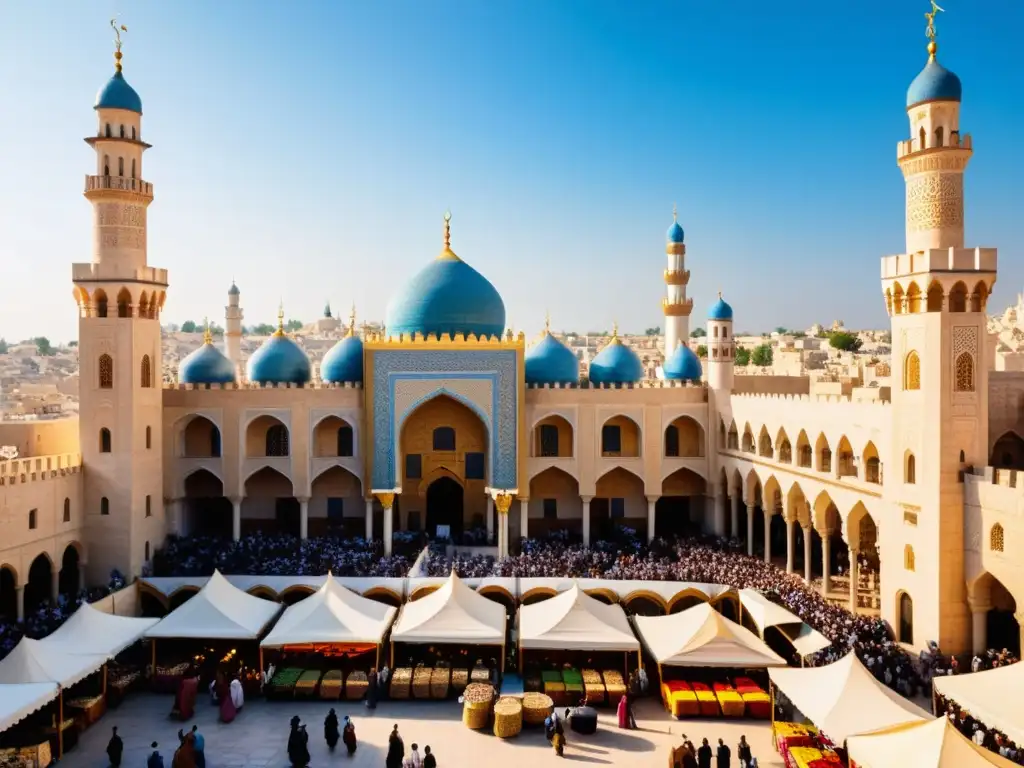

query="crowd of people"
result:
[937,693,1024,764]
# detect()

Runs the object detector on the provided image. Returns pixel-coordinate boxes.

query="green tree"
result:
[250,323,276,336]
[696,344,708,358]
[208,323,225,335]
[67,340,78,348]
[774,326,788,335]
[828,331,863,352]
[0,338,8,354]
[751,343,773,367]
[34,337,54,356]
[181,320,198,333]
[285,319,303,332]
[690,328,706,338]
[644,326,661,336]
[734,347,750,366]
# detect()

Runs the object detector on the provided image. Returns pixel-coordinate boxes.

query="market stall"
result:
[517,584,640,707]
[635,602,786,719]
[932,662,1024,748]
[260,574,397,700]
[736,590,831,660]
[846,716,1019,768]
[389,572,506,700]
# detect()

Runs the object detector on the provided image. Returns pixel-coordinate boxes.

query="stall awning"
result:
[0,683,59,733]
[518,584,640,652]
[145,570,282,640]
[633,602,787,668]
[933,662,1024,747]
[261,574,396,648]
[391,571,506,645]
[768,652,928,744]
[847,716,1020,767]
[0,638,108,688]
[41,603,159,657]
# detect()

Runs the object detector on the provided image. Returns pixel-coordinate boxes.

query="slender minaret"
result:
[662,205,693,358]
[73,22,165,580]
[225,280,243,372]
[706,292,735,392]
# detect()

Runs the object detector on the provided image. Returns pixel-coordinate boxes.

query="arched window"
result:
[918,126,926,150]
[713,326,719,339]
[337,425,354,457]
[210,428,222,458]
[601,424,622,454]
[103,154,110,176]
[904,545,915,571]
[905,453,916,484]
[664,425,680,457]
[898,593,914,645]
[118,157,124,176]
[266,424,289,456]
[991,523,1005,552]
[104,123,111,138]
[935,126,944,147]
[99,354,114,388]
[63,498,71,522]
[116,289,131,318]
[140,355,152,388]
[131,158,136,179]
[432,427,456,451]
[99,428,112,453]
[904,351,921,391]
[145,495,152,518]
[100,497,110,515]
[131,126,136,140]
[95,290,108,318]
[954,353,974,392]
[145,425,152,450]
[866,457,881,483]
[28,509,36,530]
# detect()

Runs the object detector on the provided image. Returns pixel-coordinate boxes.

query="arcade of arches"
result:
[0,545,85,623]
[970,572,1021,657]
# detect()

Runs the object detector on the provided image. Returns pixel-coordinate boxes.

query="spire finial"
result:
[673,203,678,222]
[348,304,357,337]
[718,290,723,299]
[203,317,212,345]
[443,210,452,250]
[925,1,944,57]
[544,310,551,335]
[110,18,128,72]
[611,321,619,340]
[274,301,285,336]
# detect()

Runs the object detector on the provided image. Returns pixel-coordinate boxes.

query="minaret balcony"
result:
[664,269,690,286]
[662,297,693,317]
[84,174,153,200]
[896,132,971,160]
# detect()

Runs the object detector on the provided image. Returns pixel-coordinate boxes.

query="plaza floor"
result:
[62,693,786,767]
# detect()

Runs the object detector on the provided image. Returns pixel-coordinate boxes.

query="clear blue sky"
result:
[1,1,1021,344]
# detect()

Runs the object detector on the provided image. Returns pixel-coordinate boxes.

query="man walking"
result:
[716,737,731,768]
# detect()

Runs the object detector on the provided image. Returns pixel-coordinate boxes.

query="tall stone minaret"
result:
[225,281,243,373]
[662,206,693,358]
[880,21,996,654]
[72,26,166,580]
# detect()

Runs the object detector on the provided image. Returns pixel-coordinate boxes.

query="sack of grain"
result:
[461,683,495,730]
[430,667,450,699]
[390,668,412,699]
[522,692,554,726]
[413,667,433,699]
[493,697,523,739]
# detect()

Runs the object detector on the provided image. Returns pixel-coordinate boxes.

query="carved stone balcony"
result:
[84,175,153,200]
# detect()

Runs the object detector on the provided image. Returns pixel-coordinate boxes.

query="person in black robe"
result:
[697,738,713,768]
[324,708,340,751]
[716,738,731,768]
[736,735,752,768]
[366,668,378,710]
[106,726,123,767]
[385,724,404,768]
[342,716,357,756]
[287,716,310,768]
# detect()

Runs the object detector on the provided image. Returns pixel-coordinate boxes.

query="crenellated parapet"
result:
[729,392,892,406]
[527,380,706,391]
[661,297,694,317]
[0,454,83,485]
[164,381,365,391]
[363,330,526,349]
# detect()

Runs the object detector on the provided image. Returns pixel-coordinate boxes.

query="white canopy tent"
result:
[0,638,109,688]
[518,584,640,652]
[737,590,831,657]
[634,602,787,668]
[847,716,1019,768]
[768,652,929,744]
[41,603,159,657]
[390,571,506,646]
[933,663,1024,747]
[261,574,397,648]
[0,682,59,734]
[145,570,282,640]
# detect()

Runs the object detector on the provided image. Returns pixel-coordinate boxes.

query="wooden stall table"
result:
[41,718,77,758]
[0,740,52,768]
[785,746,841,768]
[66,694,106,729]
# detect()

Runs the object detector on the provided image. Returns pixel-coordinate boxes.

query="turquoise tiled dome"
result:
[667,219,685,244]
[526,332,579,385]
[708,295,734,320]
[178,341,235,385]
[228,282,240,296]
[907,52,962,107]
[320,335,364,384]
[94,70,142,113]
[589,336,643,385]
[663,343,703,381]
[246,332,311,385]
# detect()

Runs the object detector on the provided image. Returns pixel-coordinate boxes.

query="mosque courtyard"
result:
[61,694,782,767]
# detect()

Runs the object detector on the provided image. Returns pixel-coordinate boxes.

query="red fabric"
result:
[617,695,629,728]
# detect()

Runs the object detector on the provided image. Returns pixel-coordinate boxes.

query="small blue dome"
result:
[663,343,703,381]
[179,342,235,385]
[526,333,579,385]
[320,335,364,383]
[94,70,142,113]
[589,338,643,385]
[907,55,962,107]
[708,295,734,321]
[228,282,240,296]
[386,254,505,339]
[246,333,311,385]
[667,219,685,244]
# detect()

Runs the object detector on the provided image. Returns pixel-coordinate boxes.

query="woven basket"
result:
[430,667,451,699]
[319,670,343,700]
[390,668,412,700]
[344,671,368,701]
[470,665,490,684]
[522,692,554,726]
[413,667,433,699]
[493,697,523,739]
[451,669,469,692]
[462,683,495,730]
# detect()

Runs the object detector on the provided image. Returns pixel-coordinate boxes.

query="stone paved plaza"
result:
[61,694,784,767]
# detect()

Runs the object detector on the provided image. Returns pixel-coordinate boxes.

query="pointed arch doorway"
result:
[427,476,464,540]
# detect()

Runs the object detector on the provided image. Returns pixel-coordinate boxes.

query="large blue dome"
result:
[907,53,962,107]
[708,295,734,321]
[94,70,142,113]
[246,332,311,385]
[589,337,643,385]
[526,333,579,385]
[663,343,703,382]
[320,335,364,384]
[179,341,235,385]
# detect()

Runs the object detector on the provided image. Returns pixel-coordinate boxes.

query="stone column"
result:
[820,531,831,597]
[730,495,739,539]
[969,604,989,655]
[785,519,794,574]
[713,494,726,536]
[746,504,755,556]
[15,586,24,623]
[231,497,242,542]
[486,496,494,545]
[848,549,859,613]
[494,493,514,559]
[519,499,529,543]
[582,496,592,549]
[646,496,658,543]
[298,497,310,540]
[763,511,772,564]
[802,524,812,583]
[375,493,396,556]
[51,570,60,603]
[364,499,374,542]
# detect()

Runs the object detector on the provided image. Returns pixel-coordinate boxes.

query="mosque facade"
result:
[0,27,1021,659]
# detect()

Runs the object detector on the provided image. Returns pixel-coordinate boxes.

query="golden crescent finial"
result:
[443,210,452,250]
[348,304,357,337]
[110,18,128,70]
[203,317,212,344]
[925,1,944,54]
[274,301,285,336]
[611,320,619,340]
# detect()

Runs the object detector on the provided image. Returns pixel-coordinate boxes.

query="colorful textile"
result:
[713,682,745,718]
[773,722,819,752]
[787,747,840,768]
[691,682,720,717]
[661,682,698,718]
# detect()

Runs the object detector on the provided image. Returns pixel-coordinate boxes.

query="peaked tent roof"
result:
[768,652,929,744]
[519,584,640,651]
[0,682,59,733]
[847,716,1020,768]
[634,602,787,668]
[0,638,108,687]
[145,570,282,640]
[391,571,506,644]
[41,603,159,657]
[932,662,1024,746]
[261,574,397,648]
